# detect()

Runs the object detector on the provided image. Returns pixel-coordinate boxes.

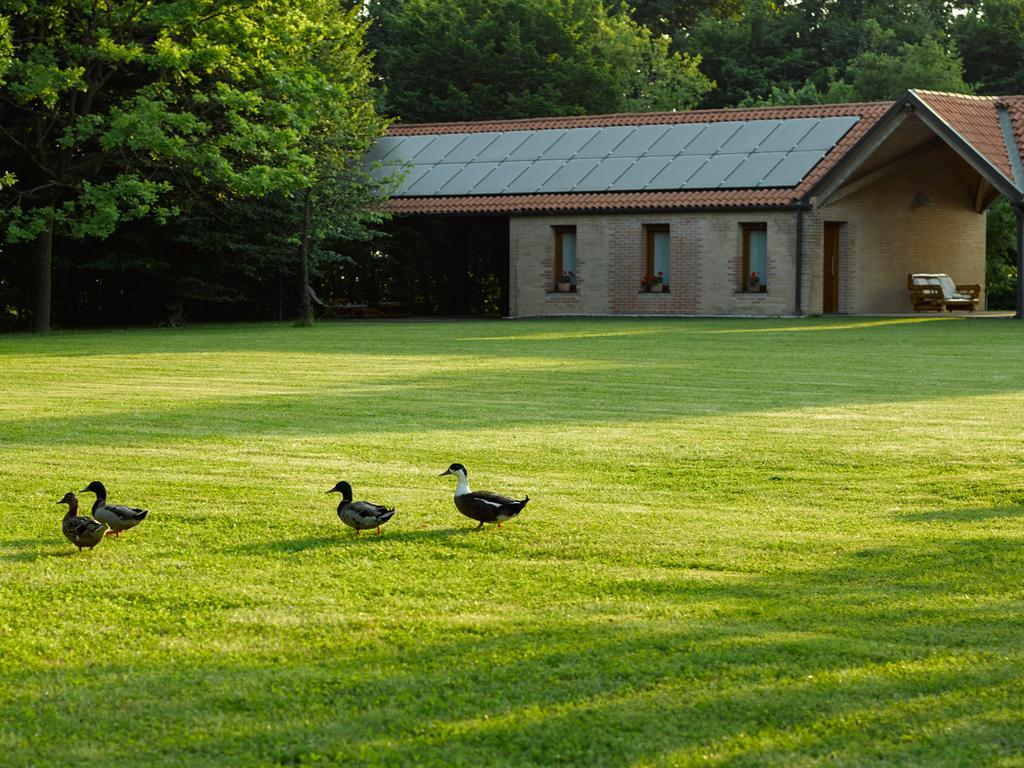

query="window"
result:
[554,226,577,291]
[742,223,767,292]
[644,224,669,291]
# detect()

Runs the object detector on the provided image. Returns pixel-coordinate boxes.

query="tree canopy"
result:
[364,0,713,123]
[0,0,383,331]
[2,0,1024,328]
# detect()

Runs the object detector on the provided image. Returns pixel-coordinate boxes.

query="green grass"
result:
[1,316,1023,767]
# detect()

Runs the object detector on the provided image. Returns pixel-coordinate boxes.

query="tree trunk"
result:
[297,189,313,326]
[32,208,54,334]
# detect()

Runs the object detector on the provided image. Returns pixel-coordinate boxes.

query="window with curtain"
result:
[554,226,577,291]
[644,224,669,290]
[742,223,767,292]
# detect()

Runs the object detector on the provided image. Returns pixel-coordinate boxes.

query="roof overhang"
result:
[810,90,1024,208]
[372,102,891,217]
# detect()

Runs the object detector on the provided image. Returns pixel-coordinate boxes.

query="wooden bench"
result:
[308,286,411,318]
[908,273,980,312]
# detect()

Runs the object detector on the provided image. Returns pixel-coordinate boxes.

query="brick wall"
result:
[805,142,986,314]
[509,143,987,317]
[511,211,800,317]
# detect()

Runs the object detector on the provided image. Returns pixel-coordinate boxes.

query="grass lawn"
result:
[1,315,1023,767]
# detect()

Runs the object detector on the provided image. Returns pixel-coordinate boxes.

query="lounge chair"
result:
[907,273,980,312]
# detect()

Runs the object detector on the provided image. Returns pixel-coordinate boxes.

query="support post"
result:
[794,205,805,316]
[1016,204,1023,320]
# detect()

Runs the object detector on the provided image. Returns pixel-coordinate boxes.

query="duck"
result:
[327,481,396,535]
[438,463,529,529]
[58,491,108,551]
[79,481,149,537]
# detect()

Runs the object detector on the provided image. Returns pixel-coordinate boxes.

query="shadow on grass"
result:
[224,527,471,555]
[900,504,1024,522]
[9,344,1024,446]
[5,532,1023,766]
[0,538,83,561]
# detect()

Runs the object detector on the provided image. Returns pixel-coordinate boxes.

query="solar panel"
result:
[503,159,564,193]
[476,132,532,162]
[507,131,563,161]
[469,161,532,194]
[646,124,707,156]
[607,157,673,191]
[607,125,672,157]
[760,150,823,186]
[681,121,743,155]
[720,152,787,187]
[795,116,859,151]
[575,126,636,158]
[756,118,818,151]
[543,128,603,160]
[404,164,464,196]
[445,132,502,163]
[366,114,859,196]
[440,162,501,195]
[574,157,636,190]
[647,156,707,190]
[408,134,467,164]
[720,121,782,153]
[685,154,746,188]
[538,158,603,192]
[391,164,432,195]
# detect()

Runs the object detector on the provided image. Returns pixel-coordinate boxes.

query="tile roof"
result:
[911,90,1016,182]
[386,103,891,135]
[381,102,893,215]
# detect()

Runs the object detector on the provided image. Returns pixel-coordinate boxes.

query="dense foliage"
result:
[365,0,713,122]
[1,0,1023,328]
[0,0,383,331]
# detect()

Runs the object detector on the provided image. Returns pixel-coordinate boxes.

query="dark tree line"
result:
[2,0,1023,330]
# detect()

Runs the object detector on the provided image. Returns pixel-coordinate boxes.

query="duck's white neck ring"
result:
[454,473,471,497]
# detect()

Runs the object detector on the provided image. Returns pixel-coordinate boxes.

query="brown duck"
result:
[58,492,107,551]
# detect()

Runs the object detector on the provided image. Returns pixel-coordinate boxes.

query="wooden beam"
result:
[974,176,991,213]
[821,139,943,207]
[811,107,910,205]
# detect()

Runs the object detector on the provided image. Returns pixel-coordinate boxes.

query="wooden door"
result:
[823,222,841,313]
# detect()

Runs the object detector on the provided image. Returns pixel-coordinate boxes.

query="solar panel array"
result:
[365,116,860,197]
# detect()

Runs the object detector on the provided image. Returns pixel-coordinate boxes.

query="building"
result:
[367,90,1024,317]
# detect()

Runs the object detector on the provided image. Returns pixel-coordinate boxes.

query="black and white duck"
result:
[439,463,529,529]
[80,481,149,537]
[58,491,107,551]
[327,481,396,535]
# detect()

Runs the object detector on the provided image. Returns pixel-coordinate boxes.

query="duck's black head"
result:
[327,481,353,500]
[439,463,467,477]
[80,480,106,497]
[57,491,76,506]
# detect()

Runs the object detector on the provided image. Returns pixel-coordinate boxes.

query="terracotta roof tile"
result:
[381,102,893,216]
[386,102,891,136]
[912,90,1014,181]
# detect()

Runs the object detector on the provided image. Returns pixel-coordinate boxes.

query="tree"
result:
[954,0,1024,95]
[825,34,970,101]
[365,0,713,123]
[681,0,966,108]
[0,0,383,332]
